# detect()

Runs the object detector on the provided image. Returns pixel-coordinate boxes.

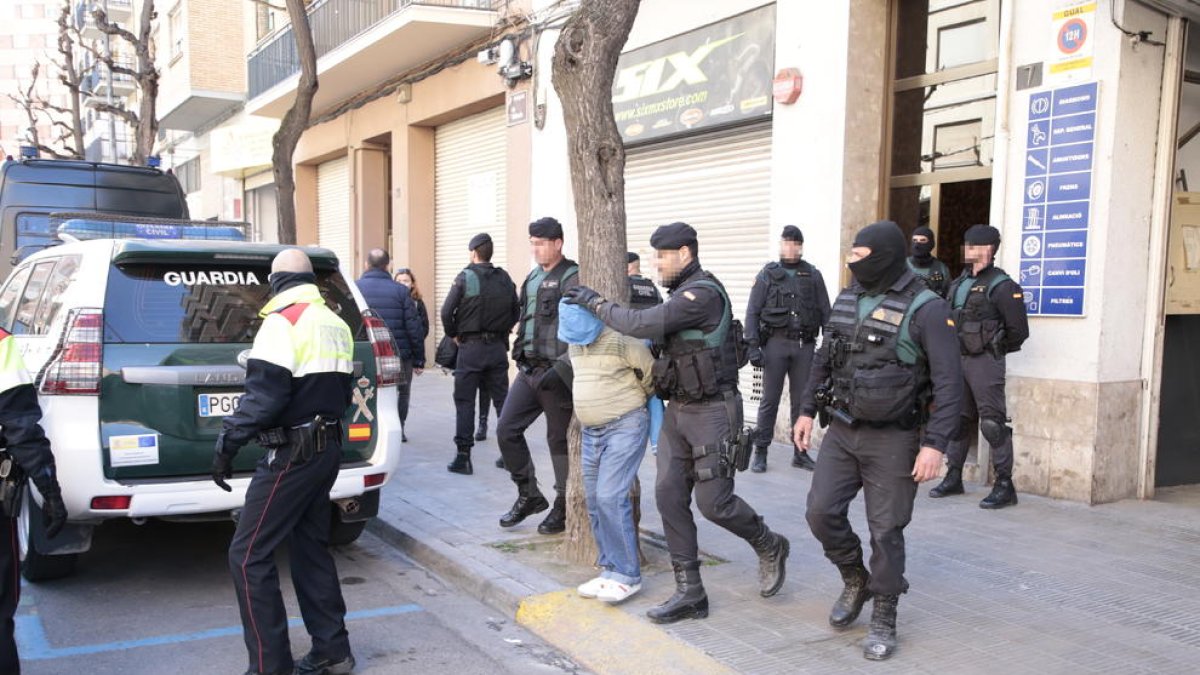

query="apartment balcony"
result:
[76,0,133,40]
[246,0,502,118]
[82,65,137,101]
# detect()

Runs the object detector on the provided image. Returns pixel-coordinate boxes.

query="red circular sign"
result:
[1058,18,1087,54]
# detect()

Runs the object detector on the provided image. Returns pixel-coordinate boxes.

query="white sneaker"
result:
[597,581,641,603]
[577,576,609,599]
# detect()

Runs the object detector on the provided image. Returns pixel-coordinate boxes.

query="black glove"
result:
[40,489,67,539]
[563,285,604,311]
[749,346,764,368]
[212,439,234,492]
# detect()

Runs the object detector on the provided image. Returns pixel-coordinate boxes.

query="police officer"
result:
[907,226,951,298]
[442,233,520,475]
[744,225,831,472]
[929,224,1029,509]
[496,217,579,534]
[627,251,662,308]
[565,222,789,624]
[0,327,67,673]
[213,249,356,675]
[793,220,962,661]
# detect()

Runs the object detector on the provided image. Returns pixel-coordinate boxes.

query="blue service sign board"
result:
[1020,81,1097,317]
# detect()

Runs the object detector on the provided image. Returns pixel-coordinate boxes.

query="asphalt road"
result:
[15,515,584,674]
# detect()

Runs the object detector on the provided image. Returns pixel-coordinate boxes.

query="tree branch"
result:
[91,9,142,47]
[91,102,139,127]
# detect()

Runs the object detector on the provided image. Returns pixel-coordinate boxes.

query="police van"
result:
[2,216,403,580]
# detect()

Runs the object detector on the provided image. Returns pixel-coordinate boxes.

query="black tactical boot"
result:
[829,564,872,628]
[928,466,964,498]
[863,594,899,661]
[495,456,506,469]
[646,563,709,624]
[980,474,1018,509]
[750,447,768,473]
[791,448,816,471]
[537,492,566,534]
[447,447,473,475]
[296,650,356,675]
[748,520,789,597]
[499,483,549,528]
[475,415,488,441]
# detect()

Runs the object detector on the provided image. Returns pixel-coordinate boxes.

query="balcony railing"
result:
[247,0,502,100]
[75,0,133,34]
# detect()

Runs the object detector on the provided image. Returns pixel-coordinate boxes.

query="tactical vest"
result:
[456,264,517,335]
[907,257,950,296]
[825,275,938,424]
[627,274,662,309]
[948,267,1009,356]
[654,273,744,402]
[521,259,578,361]
[758,261,821,336]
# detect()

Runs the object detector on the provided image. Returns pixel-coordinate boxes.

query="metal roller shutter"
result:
[434,107,508,344]
[625,122,773,421]
[317,156,351,269]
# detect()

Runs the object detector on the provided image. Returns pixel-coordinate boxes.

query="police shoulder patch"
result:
[683,291,697,301]
[275,303,310,325]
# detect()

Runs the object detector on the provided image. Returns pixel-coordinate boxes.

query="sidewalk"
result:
[370,372,1200,674]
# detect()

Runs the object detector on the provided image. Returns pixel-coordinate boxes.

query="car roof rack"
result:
[50,212,250,242]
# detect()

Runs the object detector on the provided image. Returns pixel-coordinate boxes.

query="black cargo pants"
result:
[1,516,19,674]
[497,365,572,494]
[754,334,816,449]
[806,420,920,596]
[944,353,1013,475]
[452,339,509,448]
[657,397,765,567]
[228,438,350,674]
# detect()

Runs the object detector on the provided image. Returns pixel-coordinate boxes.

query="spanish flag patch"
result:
[348,424,372,442]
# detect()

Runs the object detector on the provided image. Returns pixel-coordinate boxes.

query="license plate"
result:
[198,392,243,418]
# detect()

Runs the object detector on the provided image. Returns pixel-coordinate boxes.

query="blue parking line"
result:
[16,603,424,661]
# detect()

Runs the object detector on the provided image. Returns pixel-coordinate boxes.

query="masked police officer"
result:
[565,222,789,624]
[496,217,580,534]
[0,327,67,673]
[442,233,520,475]
[745,225,831,472]
[929,224,1029,508]
[213,249,356,675]
[907,226,951,298]
[627,251,662,308]
[793,220,962,661]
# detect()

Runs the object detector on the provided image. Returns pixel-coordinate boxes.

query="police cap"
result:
[963,224,1001,246]
[781,225,803,243]
[650,221,698,252]
[529,217,564,240]
[626,251,639,264]
[468,232,492,251]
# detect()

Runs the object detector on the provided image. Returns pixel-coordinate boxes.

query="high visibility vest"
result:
[250,284,353,377]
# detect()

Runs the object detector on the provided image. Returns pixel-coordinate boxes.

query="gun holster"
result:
[1,452,27,518]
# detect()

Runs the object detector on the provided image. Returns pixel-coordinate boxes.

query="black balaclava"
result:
[848,220,908,295]
[269,271,316,296]
[910,226,936,264]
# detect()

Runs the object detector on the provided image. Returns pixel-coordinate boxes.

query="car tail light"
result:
[362,313,401,387]
[39,308,103,395]
[91,495,132,510]
[364,473,386,489]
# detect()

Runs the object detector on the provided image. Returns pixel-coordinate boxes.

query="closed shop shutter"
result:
[317,156,351,269]
[433,106,508,344]
[625,122,773,421]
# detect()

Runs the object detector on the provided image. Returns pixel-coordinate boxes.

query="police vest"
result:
[521,260,578,361]
[455,264,517,335]
[657,273,744,402]
[907,257,950,296]
[627,274,662,309]
[948,267,1009,356]
[757,261,822,335]
[826,275,937,424]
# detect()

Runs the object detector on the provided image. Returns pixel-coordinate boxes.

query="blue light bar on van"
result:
[55,217,247,242]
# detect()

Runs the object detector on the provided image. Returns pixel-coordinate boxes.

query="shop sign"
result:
[612,4,775,144]
[1020,81,1098,317]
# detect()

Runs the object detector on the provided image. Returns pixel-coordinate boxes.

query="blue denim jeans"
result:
[582,407,650,585]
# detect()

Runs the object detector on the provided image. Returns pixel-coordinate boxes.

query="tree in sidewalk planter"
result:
[270,0,319,245]
[89,0,159,165]
[551,0,642,565]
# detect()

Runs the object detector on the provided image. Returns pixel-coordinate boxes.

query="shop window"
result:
[175,157,201,194]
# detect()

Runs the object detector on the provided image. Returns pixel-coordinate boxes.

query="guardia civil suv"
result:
[2,216,404,580]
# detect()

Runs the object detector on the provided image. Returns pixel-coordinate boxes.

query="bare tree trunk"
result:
[52,0,86,158]
[271,0,319,245]
[91,1,159,164]
[551,0,641,565]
